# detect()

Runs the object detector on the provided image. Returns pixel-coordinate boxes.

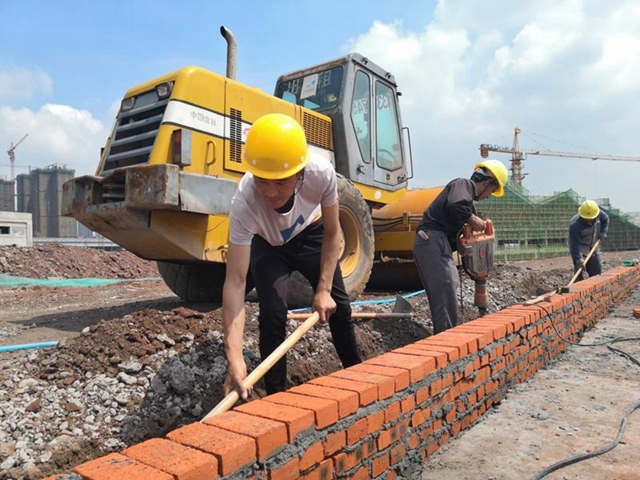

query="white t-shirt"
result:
[229,152,338,246]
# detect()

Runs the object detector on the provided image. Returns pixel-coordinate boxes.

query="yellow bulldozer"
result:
[62,27,444,303]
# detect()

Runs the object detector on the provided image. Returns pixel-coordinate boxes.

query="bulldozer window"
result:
[275,66,343,112]
[351,70,372,164]
[375,81,403,172]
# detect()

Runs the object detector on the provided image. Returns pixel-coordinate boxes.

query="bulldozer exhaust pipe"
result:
[220,26,237,80]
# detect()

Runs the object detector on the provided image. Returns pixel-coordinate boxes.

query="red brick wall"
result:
[44,264,640,480]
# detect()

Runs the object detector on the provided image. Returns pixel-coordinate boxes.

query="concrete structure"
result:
[43,264,640,480]
[0,179,14,212]
[16,164,77,238]
[0,211,32,247]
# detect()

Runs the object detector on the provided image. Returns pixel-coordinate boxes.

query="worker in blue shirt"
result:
[569,200,609,281]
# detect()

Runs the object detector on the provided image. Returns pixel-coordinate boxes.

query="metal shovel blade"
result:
[392,295,413,315]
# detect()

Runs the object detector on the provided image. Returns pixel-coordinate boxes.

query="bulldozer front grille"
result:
[303,112,332,150]
[229,108,243,163]
[101,91,169,173]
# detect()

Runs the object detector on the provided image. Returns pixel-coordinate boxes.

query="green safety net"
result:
[0,275,161,288]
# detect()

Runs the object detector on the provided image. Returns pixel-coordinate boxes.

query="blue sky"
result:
[1,0,640,213]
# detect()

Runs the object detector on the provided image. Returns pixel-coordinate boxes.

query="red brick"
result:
[421,334,471,355]
[167,423,256,476]
[299,442,324,471]
[364,352,426,382]
[371,452,390,477]
[412,342,460,362]
[398,344,449,368]
[289,384,358,418]
[72,453,173,480]
[633,307,640,319]
[384,402,401,423]
[236,399,314,442]
[264,391,338,429]
[123,438,217,480]
[310,376,378,405]
[392,347,438,372]
[268,457,299,480]
[367,410,385,435]
[324,430,346,456]
[299,459,333,480]
[331,370,394,399]
[347,364,410,391]
[203,411,287,460]
[347,417,368,445]
[451,325,495,344]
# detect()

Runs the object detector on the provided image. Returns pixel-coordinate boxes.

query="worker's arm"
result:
[598,211,610,239]
[313,201,341,322]
[568,221,583,265]
[222,242,252,399]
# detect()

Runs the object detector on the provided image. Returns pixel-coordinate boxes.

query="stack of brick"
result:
[44,264,640,480]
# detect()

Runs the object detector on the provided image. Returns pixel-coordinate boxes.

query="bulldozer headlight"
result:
[156,82,173,99]
[120,97,135,112]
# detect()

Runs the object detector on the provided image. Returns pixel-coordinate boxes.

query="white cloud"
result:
[0,104,108,179]
[344,0,640,212]
[0,68,54,100]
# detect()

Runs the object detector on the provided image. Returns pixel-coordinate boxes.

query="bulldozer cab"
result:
[275,53,410,193]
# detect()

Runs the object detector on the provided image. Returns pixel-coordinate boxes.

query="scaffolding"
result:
[477,183,640,261]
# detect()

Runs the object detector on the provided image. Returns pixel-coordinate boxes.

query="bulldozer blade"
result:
[392,294,413,314]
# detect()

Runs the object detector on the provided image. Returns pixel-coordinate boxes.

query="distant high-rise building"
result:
[0,179,14,212]
[16,164,78,238]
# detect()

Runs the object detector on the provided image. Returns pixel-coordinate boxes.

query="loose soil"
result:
[0,245,638,479]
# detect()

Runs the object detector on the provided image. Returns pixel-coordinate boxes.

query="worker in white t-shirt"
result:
[222,113,362,398]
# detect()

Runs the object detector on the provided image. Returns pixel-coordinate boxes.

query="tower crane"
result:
[480,127,640,185]
[7,134,29,182]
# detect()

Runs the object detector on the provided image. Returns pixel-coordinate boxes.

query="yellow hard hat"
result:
[578,200,600,219]
[243,113,308,180]
[474,159,508,197]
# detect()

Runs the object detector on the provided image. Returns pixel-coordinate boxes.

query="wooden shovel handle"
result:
[202,311,321,420]
[568,239,601,287]
[287,312,410,320]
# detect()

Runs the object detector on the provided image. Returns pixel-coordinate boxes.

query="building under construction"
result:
[0,180,14,212]
[477,182,640,261]
[16,164,77,238]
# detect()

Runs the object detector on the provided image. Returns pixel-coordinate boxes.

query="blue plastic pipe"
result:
[0,341,59,353]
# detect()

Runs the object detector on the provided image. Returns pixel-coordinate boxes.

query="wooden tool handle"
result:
[567,239,601,287]
[287,312,409,320]
[202,311,321,420]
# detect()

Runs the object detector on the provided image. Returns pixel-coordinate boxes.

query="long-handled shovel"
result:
[202,294,414,419]
[287,294,413,321]
[524,239,601,305]
[565,239,601,288]
[202,311,321,421]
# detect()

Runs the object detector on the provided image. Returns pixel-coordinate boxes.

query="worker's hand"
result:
[468,214,486,232]
[577,260,585,270]
[224,359,251,400]
[597,235,606,243]
[312,290,336,323]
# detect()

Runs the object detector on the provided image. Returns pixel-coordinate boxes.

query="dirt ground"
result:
[0,245,638,479]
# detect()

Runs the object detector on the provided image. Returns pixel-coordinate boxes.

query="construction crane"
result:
[7,134,29,182]
[480,127,640,185]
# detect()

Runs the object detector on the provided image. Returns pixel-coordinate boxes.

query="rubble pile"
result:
[0,245,159,280]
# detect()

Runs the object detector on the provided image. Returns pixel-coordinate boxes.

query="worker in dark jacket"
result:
[569,200,609,281]
[413,159,508,335]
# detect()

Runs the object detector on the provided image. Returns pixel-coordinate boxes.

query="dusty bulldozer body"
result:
[62,29,439,301]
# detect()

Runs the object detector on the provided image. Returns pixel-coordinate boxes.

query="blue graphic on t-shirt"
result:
[280,215,305,242]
